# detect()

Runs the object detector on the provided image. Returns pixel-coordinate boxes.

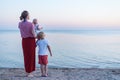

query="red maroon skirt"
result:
[22,37,36,73]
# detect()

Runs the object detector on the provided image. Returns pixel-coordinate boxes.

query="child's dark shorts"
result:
[38,55,48,65]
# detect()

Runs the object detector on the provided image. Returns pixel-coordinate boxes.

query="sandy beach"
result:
[0,68,120,80]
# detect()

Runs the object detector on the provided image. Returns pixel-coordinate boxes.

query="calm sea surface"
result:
[0,29,120,68]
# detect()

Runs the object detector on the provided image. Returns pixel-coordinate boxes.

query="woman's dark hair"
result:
[20,10,29,21]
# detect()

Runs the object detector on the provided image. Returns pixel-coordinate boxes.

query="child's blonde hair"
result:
[37,32,45,39]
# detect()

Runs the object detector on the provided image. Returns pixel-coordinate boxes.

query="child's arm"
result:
[36,41,38,47]
[47,45,52,56]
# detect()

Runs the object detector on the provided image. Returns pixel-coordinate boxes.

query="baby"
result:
[33,19,43,36]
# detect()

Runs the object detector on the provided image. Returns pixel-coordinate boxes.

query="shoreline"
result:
[1,68,120,80]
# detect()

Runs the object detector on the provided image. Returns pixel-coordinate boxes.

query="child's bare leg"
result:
[40,64,44,76]
[44,65,48,76]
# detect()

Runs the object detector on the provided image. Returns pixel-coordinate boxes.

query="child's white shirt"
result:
[36,39,49,55]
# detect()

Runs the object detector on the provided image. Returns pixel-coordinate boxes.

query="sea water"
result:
[0,29,120,68]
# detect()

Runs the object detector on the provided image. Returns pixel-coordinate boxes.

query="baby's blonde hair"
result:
[33,18,37,24]
[37,32,45,39]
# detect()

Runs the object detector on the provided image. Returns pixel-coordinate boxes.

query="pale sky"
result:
[0,0,120,28]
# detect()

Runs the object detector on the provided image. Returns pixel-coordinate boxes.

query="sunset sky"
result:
[0,0,120,29]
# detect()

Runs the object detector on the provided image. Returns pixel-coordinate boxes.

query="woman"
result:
[18,11,36,77]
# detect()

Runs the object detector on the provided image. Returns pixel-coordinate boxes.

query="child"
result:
[33,19,43,36]
[36,32,52,77]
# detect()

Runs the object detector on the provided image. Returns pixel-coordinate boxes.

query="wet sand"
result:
[0,68,120,80]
